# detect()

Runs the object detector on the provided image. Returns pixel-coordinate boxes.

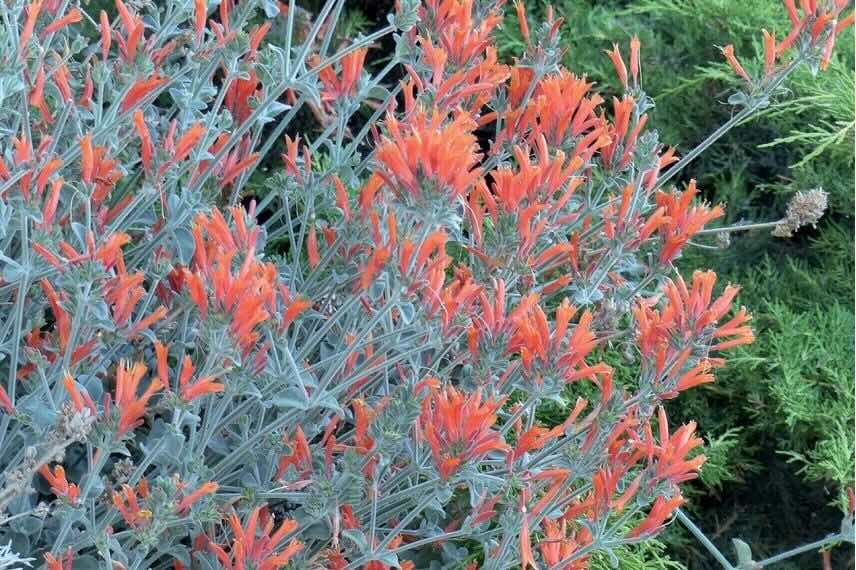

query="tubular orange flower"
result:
[79,140,123,202]
[374,111,482,202]
[541,517,593,570]
[645,407,706,485]
[52,64,72,102]
[630,36,641,85]
[112,483,151,526]
[41,8,81,36]
[127,305,168,337]
[34,157,62,199]
[276,426,312,479]
[39,464,80,503]
[605,43,628,88]
[44,549,73,570]
[519,502,537,569]
[39,175,61,228]
[418,385,509,480]
[762,29,777,76]
[99,10,112,60]
[40,279,71,350]
[514,0,530,46]
[656,180,724,264]
[207,506,303,570]
[19,0,43,55]
[721,44,750,82]
[358,246,390,291]
[79,133,94,183]
[115,0,144,62]
[0,385,13,415]
[194,0,207,44]
[176,481,218,513]
[172,123,206,163]
[114,361,162,435]
[133,110,154,172]
[225,71,261,124]
[627,494,684,538]
[178,354,224,401]
[120,75,169,113]
[317,47,367,102]
[63,372,95,414]
[306,222,321,268]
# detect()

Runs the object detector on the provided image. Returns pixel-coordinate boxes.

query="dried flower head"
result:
[772,187,829,237]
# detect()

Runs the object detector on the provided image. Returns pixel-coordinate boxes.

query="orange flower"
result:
[44,548,74,570]
[275,426,313,479]
[605,43,628,88]
[79,136,123,202]
[375,111,482,202]
[133,110,154,172]
[317,47,367,102]
[601,96,648,170]
[501,70,601,148]
[655,180,724,264]
[419,385,509,480]
[513,425,559,459]
[176,481,218,514]
[99,10,112,60]
[194,0,207,44]
[644,407,706,485]
[19,0,42,55]
[358,245,391,291]
[39,464,80,504]
[112,483,151,526]
[40,279,70,350]
[507,299,600,382]
[630,35,641,85]
[115,0,145,62]
[514,0,530,45]
[635,270,753,381]
[120,74,169,113]
[721,44,750,82]
[225,71,260,124]
[41,8,81,36]
[762,29,777,76]
[103,271,145,327]
[114,361,162,435]
[423,0,502,65]
[52,64,73,102]
[207,506,302,570]
[63,372,96,414]
[539,518,592,570]
[127,305,168,338]
[29,65,52,124]
[0,385,14,415]
[185,209,289,353]
[34,156,62,199]
[627,494,684,538]
[178,354,224,401]
[172,122,206,163]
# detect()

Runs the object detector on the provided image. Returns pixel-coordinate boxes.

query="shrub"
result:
[0,0,850,568]
[498,1,854,566]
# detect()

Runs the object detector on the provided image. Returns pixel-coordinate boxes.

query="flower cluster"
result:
[0,0,849,568]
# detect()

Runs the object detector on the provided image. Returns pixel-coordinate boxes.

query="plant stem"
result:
[654,58,803,192]
[676,508,736,570]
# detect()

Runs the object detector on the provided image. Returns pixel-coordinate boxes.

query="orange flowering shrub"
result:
[0,0,850,568]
